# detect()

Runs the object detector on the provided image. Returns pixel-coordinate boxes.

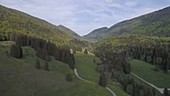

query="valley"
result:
[0,41,112,96]
[0,3,170,96]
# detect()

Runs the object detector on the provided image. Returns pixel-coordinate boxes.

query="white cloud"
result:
[124,1,138,7]
[105,0,114,3]
[105,0,113,3]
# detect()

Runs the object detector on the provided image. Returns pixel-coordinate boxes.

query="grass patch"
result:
[131,59,170,88]
[75,52,130,96]
[0,41,112,96]
[0,42,74,96]
[131,74,162,96]
[75,52,100,82]
[107,82,130,96]
[56,80,111,96]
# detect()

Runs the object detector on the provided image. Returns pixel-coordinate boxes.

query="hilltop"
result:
[0,5,80,46]
[83,27,108,43]
[84,6,170,42]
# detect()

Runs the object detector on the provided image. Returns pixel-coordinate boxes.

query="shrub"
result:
[126,84,133,95]
[164,88,169,96]
[98,73,107,87]
[93,59,96,63]
[35,58,40,69]
[10,44,23,58]
[66,74,73,82]
[83,48,88,54]
[44,61,49,71]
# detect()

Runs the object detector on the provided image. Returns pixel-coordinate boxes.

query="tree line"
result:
[1,33,75,69]
[128,44,170,73]
[94,43,170,96]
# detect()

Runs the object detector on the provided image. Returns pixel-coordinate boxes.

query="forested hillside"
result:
[93,35,170,96]
[57,25,80,39]
[0,5,79,46]
[83,27,108,42]
[84,6,170,42]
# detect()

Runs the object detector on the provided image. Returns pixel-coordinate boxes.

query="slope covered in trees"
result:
[94,35,170,73]
[0,5,80,46]
[84,6,170,42]
[11,33,75,69]
[57,25,80,39]
[83,27,108,42]
[93,35,170,95]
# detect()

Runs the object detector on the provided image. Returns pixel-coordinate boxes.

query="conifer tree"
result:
[44,61,49,71]
[35,58,40,69]
[98,73,107,87]
[10,44,23,58]
[163,88,169,96]
[84,48,88,54]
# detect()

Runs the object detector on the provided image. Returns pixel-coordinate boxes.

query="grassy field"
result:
[130,74,162,96]
[56,80,111,96]
[131,59,170,88]
[74,52,100,82]
[0,41,112,96]
[107,82,130,96]
[75,52,130,96]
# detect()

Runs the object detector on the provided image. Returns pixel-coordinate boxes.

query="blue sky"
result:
[0,0,170,36]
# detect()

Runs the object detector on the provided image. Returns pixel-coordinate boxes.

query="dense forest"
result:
[93,35,170,96]
[0,33,75,69]
[0,5,88,50]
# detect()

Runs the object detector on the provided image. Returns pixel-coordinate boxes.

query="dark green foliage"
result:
[36,48,50,61]
[8,33,75,69]
[98,73,107,87]
[93,59,96,63]
[94,37,170,96]
[123,62,131,74]
[67,54,75,69]
[0,34,9,41]
[73,49,76,54]
[44,61,49,71]
[144,88,156,96]
[83,48,88,54]
[35,58,40,69]
[126,84,133,95]
[163,88,169,96]
[69,38,89,51]
[10,44,22,58]
[95,37,170,73]
[125,79,156,96]
[66,74,73,82]
[152,88,156,96]
[94,44,131,75]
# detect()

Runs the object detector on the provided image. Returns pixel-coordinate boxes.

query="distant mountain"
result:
[85,6,170,42]
[57,25,80,39]
[0,5,78,46]
[83,27,108,42]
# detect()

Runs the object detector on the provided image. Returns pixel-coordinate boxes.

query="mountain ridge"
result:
[57,25,80,39]
[0,5,79,46]
[83,27,108,42]
[84,6,170,42]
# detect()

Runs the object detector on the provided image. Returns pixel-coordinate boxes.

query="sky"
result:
[0,0,170,36]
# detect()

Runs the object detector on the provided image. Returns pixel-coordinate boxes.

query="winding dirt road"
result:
[74,68,117,96]
[131,73,170,94]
